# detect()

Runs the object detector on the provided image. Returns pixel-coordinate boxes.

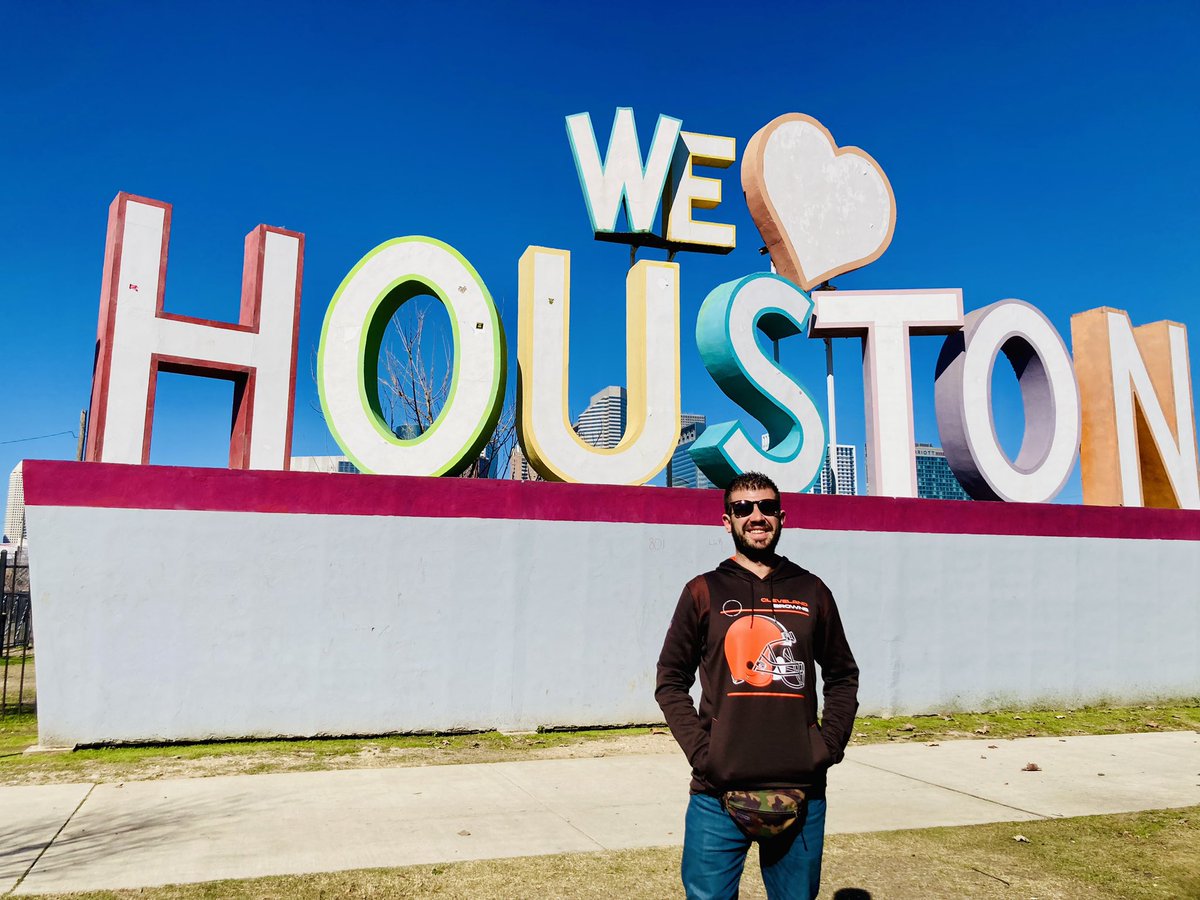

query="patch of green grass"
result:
[849,700,1200,745]
[59,726,646,761]
[0,711,37,756]
[0,725,654,784]
[1,700,1195,787]
[1,653,36,714]
[18,806,1200,899]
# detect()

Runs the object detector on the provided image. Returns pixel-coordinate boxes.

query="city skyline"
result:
[805,444,859,497]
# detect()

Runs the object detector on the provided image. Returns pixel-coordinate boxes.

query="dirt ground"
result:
[6,729,681,786]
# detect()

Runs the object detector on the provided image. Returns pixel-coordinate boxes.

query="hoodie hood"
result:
[716,556,808,582]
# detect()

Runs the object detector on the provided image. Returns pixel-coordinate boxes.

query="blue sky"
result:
[2,1,1198,510]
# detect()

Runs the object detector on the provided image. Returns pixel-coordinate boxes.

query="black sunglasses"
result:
[728,498,781,518]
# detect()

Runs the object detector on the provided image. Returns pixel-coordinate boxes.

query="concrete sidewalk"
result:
[2,731,1197,895]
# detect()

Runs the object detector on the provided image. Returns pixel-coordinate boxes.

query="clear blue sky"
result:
[2,1,1198,509]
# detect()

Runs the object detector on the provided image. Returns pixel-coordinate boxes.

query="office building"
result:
[394,423,422,440]
[4,462,24,544]
[575,386,627,449]
[290,456,360,474]
[509,446,543,482]
[805,444,858,496]
[758,436,859,497]
[667,417,715,489]
[915,443,970,500]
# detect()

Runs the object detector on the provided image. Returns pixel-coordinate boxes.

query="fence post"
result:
[1,549,8,717]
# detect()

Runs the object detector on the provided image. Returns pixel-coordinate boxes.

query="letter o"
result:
[317,237,505,476]
[934,299,1080,502]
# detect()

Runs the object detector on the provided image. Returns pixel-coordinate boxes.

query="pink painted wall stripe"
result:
[21,459,1200,541]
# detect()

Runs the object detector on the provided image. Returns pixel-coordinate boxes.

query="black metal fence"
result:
[1,549,34,717]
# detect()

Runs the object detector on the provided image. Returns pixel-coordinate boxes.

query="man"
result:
[655,471,859,900]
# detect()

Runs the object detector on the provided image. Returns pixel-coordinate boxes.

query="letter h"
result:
[85,193,304,469]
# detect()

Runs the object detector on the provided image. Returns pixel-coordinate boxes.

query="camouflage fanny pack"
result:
[722,787,807,839]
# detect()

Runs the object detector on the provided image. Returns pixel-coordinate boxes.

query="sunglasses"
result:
[728,498,781,518]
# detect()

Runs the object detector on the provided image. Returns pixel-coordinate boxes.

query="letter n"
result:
[1071,306,1199,509]
[85,193,304,469]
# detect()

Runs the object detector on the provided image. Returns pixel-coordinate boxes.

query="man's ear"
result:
[722,513,732,533]
[779,509,786,527]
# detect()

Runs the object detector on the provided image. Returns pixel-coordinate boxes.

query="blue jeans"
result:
[681,792,826,900]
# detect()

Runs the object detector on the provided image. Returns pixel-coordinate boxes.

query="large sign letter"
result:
[517,247,680,484]
[1071,308,1199,509]
[935,299,1080,502]
[690,274,825,492]
[86,193,303,469]
[809,290,963,498]
[661,131,736,253]
[566,109,682,238]
[318,237,505,476]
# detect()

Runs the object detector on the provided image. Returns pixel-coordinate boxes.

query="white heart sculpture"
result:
[743,113,896,291]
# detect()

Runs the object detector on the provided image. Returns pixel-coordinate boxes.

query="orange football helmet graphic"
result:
[724,615,805,689]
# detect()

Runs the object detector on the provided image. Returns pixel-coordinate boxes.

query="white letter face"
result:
[317,237,505,477]
[935,300,1081,503]
[85,193,303,469]
[743,113,896,291]
[690,274,826,492]
[809,290,963,498]
[516,247,680,485]
[566,109,682,236]
[662,131,736,252]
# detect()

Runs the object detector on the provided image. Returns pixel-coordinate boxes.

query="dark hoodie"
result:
[655,556,859,797]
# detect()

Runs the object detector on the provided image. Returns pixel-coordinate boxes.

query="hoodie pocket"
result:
[707,700,817,789]
[809,723,832,770]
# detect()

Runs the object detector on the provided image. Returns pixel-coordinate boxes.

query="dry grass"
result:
[0,653,35,711]
[2,700,1197,786]
[821,804,1200,899]
[17,806,1199,899]
[0,723,677,786]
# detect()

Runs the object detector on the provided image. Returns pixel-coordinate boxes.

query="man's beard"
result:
[732,523,781,561]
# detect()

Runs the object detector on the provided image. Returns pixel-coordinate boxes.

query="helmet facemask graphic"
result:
[723,611,806,691]
[754,634,805,689]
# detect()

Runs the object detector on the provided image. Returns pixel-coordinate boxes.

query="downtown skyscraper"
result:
[574,386,627,449]
[667,416,715,489]
[4,462,25,544]
[805,444,858,496]
[915,443,970,500]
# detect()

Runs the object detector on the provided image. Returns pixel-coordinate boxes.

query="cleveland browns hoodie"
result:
[655,556,859,797]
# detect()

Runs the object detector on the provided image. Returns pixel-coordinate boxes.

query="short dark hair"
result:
[724,471,780,510]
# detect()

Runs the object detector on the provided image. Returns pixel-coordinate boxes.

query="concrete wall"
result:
[24,461,1200,746]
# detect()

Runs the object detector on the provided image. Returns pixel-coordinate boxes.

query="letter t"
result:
[809,289,963,497]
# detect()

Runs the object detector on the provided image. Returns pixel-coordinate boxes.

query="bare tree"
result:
[378,297,516,478]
